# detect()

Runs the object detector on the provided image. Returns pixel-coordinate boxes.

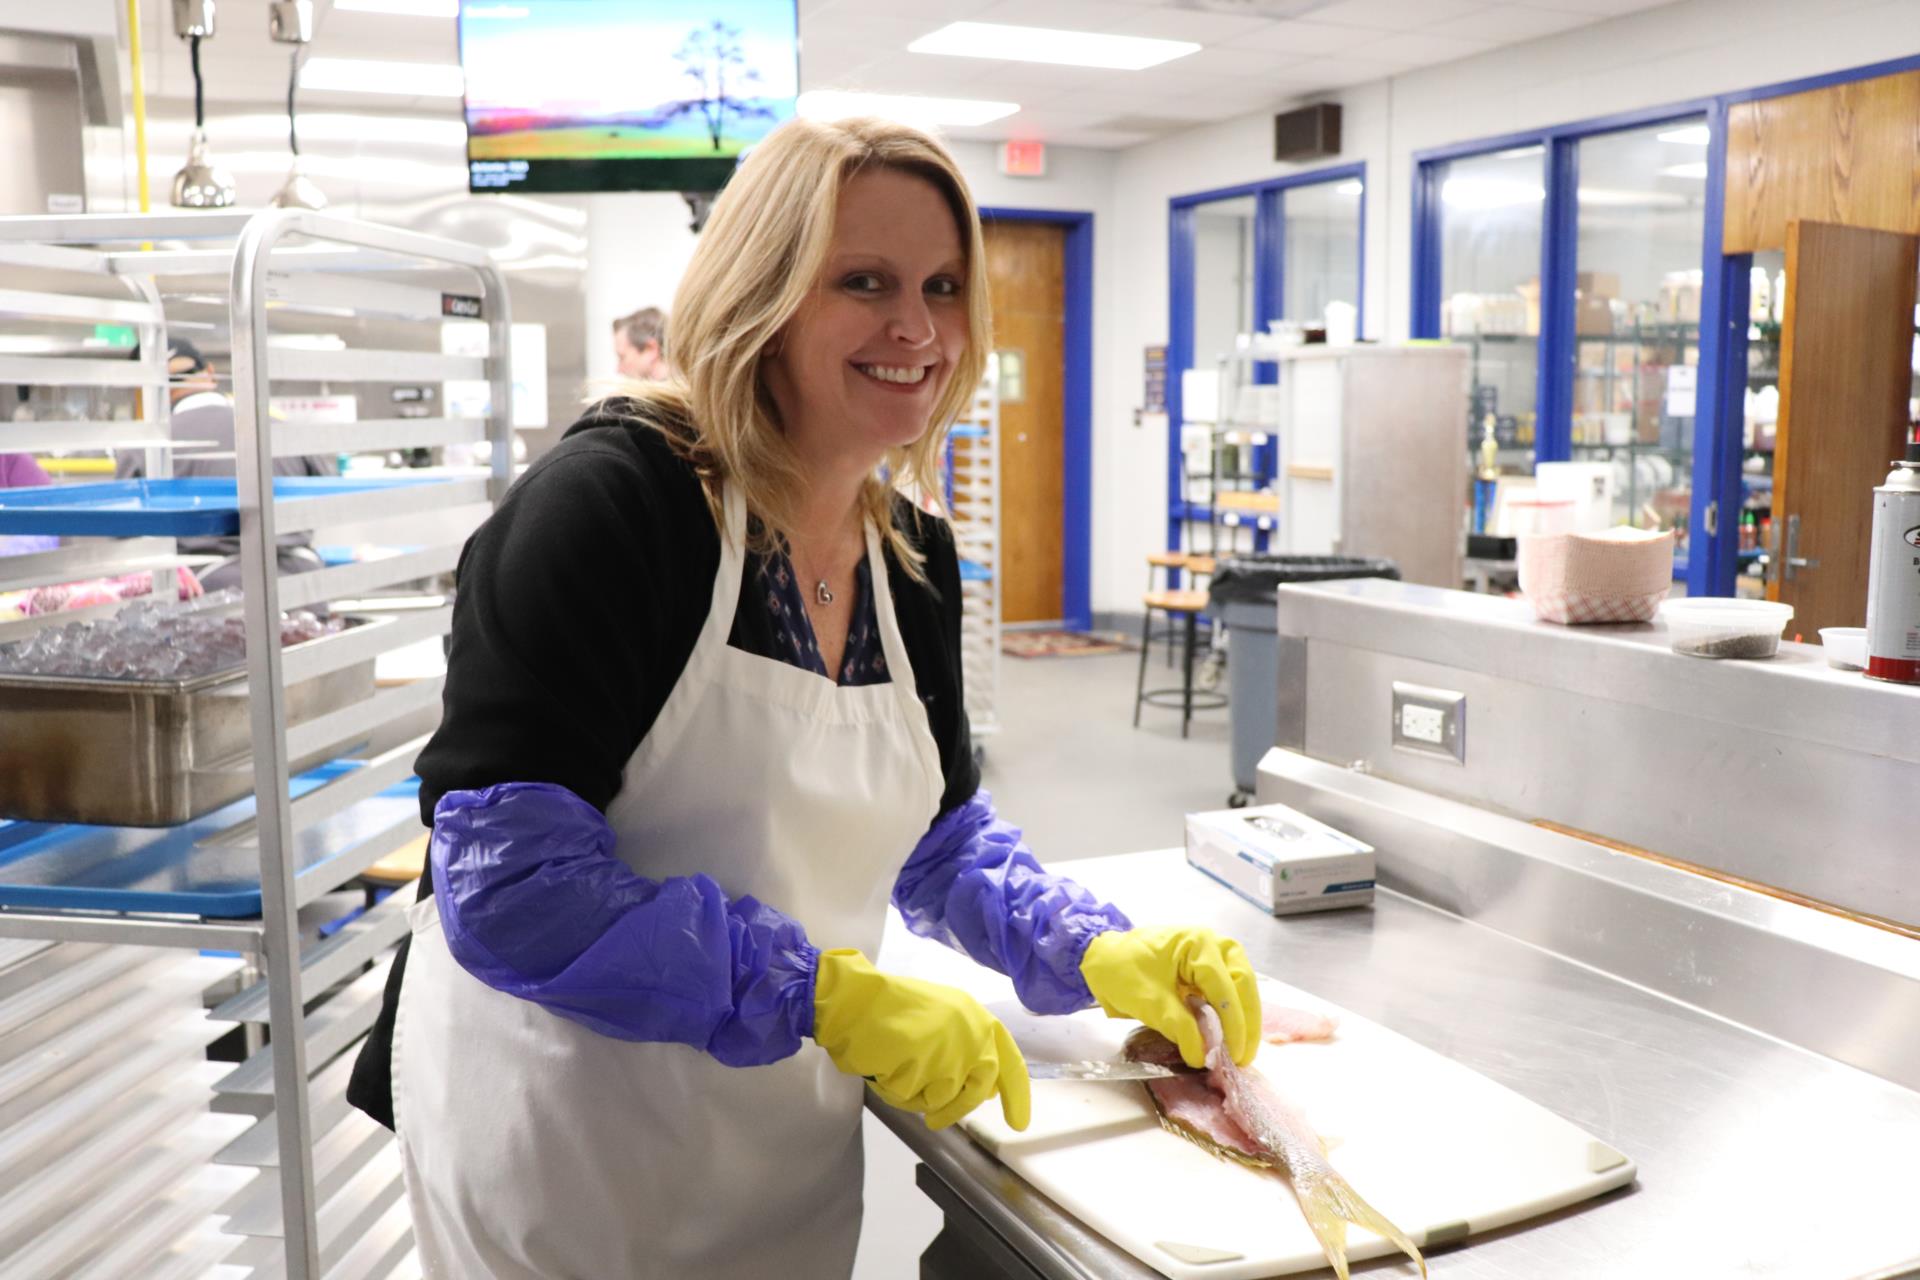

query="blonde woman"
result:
[347,116,1260,1278]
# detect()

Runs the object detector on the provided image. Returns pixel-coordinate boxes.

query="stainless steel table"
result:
[872,849,1920,1279]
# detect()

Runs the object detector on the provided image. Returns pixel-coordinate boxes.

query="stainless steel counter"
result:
[1271,578,1920,928]
[873,849,1920,1279]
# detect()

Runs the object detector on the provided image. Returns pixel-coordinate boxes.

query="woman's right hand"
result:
[811,949,1030,1131]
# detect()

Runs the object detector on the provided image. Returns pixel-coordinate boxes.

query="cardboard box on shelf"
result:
[1575,298,1615,335]
[1576,271,1621,300]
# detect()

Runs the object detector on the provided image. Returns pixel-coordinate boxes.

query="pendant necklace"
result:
[814,578,834,606]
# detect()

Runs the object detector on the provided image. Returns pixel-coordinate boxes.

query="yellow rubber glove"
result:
[1079,926,1261,1067]
[812,949,1031,1132]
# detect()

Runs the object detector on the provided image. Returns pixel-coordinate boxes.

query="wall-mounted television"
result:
[460,0,799,195]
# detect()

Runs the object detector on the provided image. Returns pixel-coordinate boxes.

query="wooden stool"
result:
[356,830,428,907]
[1144,552,1216,667]
[1133,588,1228,737]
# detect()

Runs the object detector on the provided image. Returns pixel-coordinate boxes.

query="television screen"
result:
[460,0,799,195]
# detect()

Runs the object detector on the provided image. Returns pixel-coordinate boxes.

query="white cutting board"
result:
[913,952,1636,1279]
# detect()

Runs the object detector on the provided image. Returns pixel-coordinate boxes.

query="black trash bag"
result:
[1207,555,1399,608]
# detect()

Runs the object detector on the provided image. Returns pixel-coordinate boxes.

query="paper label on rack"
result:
[1664,365,1696,417]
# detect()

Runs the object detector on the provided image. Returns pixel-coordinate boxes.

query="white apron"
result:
[394,483,945,1278]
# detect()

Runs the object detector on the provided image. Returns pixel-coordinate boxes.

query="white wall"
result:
[1087,0,1920,615]
[572,193,703,388]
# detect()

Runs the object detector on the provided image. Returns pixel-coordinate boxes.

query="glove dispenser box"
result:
[1184,802,1374,916]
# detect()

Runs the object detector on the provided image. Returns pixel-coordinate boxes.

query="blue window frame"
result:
[1166,163,1366,556]
[1414,52,1920,597]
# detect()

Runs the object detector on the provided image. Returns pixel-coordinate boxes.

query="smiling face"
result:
[762,165,969,478]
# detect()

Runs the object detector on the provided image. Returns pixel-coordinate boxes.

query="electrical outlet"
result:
[1392,682,1466,764]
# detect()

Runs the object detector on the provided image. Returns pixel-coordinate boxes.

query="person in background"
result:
[117,339,340,482]
[612,306,669,380]
[0,451,58,557]
[116,339,336,589]
[347,116,1261,1279]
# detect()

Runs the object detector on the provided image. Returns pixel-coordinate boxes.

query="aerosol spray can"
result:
[1865,436,1920,684]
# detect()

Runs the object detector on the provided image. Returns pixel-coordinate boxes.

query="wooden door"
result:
[1772,220,1920,631]
[983,220,1066,625]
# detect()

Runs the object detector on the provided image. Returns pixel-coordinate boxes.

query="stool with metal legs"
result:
[1144,552,1216,668]
[1133,588,1228,737]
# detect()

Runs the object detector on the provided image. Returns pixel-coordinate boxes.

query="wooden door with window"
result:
[983,220,1066,625]
[1772,219,1920,631]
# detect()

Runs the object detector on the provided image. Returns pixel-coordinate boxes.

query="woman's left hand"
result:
[1078,925,1261,1067]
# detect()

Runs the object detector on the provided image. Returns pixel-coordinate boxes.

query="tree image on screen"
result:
[662,20,774,152]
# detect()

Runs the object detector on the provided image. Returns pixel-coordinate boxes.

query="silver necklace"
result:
[785,539,835,606]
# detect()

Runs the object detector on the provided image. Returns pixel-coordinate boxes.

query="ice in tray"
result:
[0,588,345,681]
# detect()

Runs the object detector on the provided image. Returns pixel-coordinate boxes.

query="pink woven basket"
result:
[1518,527,1675,625]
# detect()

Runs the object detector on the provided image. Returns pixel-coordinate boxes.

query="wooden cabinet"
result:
[1273,345,1469,588]
[1770,219,1920,631]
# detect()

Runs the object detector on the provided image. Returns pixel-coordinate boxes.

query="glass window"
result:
[1189,195,1258,372]
[1281,178,1362,326]
[1571,117,1709,552]
[1437,146,1546,478]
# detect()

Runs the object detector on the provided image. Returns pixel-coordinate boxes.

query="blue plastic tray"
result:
[0,476,443,538]
[0,762,422,918]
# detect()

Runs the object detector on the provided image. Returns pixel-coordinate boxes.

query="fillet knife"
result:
[1025,1059,1196,1083]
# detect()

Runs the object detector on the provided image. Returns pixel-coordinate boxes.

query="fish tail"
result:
[1297,1168,1427,1279]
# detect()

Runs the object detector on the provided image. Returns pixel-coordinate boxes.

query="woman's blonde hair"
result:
[608,115,990,579]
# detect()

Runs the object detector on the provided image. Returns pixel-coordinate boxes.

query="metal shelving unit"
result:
[0,210,512,1279]
[947,372,999,750]
[1173,350,1281,557]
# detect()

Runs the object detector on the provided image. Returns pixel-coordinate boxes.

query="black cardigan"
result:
[347,401,979,1128]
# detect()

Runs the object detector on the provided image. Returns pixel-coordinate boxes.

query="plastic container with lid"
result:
[1661,598,1794,659]
[1819,627,1867,671]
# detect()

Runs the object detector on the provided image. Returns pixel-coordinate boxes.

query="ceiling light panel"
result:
[331,0,460,15]
[797,91,1020,128]
[1660,162,1709,179]
[299,57,466,97]
[909,22,1199,71]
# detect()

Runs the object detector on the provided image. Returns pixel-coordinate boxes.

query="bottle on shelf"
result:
[1749,267,1772,323]
[1739,509,1758,553]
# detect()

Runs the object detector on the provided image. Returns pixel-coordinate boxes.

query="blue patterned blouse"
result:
[756,549,889,686]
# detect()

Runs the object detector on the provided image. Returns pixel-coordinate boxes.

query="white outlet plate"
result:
[1391,682,1467,763]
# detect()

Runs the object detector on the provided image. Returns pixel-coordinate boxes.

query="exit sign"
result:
[998,140,1047,177]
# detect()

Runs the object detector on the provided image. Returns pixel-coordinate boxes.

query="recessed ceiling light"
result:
[332,0,460,15]
[299,57,466,97]
[1656,125,1711,146]
[909,22,1199,71]
[1333,180,1362,195]
[1660,162,1709,179]
[797,91,1019,129]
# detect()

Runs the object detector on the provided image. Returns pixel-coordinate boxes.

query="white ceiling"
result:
[143,0,1679,150]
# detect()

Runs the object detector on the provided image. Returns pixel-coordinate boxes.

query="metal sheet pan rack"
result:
[946,372,1000,749]
[0,210,512,1279]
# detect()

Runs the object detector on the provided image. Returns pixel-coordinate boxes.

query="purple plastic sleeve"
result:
[429,782,820,1067]
[891,790,1132,1015]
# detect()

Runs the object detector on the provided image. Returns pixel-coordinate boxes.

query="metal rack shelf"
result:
[947,373,1000,746]
[0,209,512,1279]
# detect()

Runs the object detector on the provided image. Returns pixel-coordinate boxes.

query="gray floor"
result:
[978,640,1238,862]
[851,636,1235,1280]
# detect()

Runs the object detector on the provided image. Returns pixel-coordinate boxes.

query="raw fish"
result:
[1126,1000,1424,1279]
[1263,1004,1337,1045]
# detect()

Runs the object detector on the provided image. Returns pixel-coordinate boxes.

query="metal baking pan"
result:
[0,618,387,827]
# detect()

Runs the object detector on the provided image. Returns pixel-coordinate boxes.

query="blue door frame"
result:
[1166,162,1367,554]
[979,205,1094,632]
[1412,51,1920,597]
